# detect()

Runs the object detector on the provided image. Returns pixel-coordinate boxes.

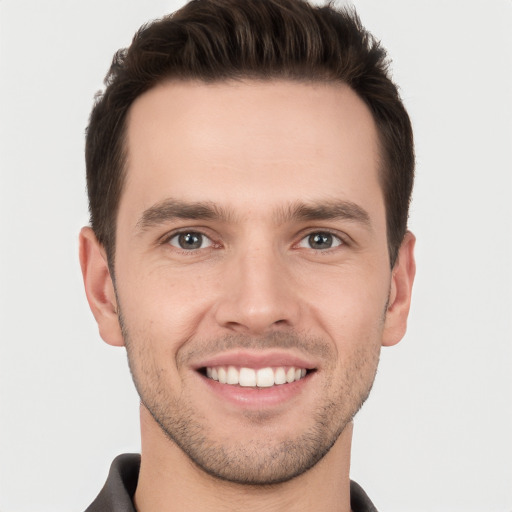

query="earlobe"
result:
[79,227,125,347]
[382,231,416,347]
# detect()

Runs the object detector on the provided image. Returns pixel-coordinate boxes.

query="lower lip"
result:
[199,372,312,408]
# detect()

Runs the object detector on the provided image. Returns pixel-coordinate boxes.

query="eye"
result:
[298,232,343,250]
[168,231,213,250]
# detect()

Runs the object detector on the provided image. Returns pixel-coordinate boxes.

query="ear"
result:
[79,227,124,347]
[382,231,416,347]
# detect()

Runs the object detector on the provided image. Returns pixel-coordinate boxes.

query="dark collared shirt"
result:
[85,454,378,511]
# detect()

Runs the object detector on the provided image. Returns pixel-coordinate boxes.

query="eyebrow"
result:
[135,197,372,233]
[136,199,235,232]
[279,200,371,227]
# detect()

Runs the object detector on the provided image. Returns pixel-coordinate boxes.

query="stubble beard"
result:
[120,312,381,485]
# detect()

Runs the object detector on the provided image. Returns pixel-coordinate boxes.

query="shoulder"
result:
[350,480,379,512]
[84,454,140,512]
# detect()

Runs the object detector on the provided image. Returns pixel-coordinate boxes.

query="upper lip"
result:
[192,350,318,371]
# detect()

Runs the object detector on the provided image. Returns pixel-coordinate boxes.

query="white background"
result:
[1,1,511,511]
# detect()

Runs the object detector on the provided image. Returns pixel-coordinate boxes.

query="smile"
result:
[205,366,308,387]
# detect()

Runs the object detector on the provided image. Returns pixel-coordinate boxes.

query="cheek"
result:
[299,263,389,377]
[302,263,390,329]
[116,263,218,343]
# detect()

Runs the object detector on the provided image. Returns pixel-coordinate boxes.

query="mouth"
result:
[199,365,313,388]
[192,350,319,408]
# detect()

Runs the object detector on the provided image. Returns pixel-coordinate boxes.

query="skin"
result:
[80,80,415,512]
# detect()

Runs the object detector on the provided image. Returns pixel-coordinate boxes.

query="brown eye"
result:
[168,232,212,250]
[298,232,342,250]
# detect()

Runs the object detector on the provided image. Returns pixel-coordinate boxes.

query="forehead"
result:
[121,79,383,225]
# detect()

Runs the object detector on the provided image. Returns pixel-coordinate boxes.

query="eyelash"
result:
[162,230,219,253]
[161,229,348,253]
[295,230,346,251]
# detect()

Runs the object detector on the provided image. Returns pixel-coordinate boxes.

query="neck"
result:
[134,406,354,512]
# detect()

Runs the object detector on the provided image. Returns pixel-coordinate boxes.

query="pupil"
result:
[179,232,202,249]
[310,233,332,249]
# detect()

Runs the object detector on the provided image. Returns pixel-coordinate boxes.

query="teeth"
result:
[227,366,238,385]
[256,367,274,387]
[239,367,256,387]
[274,367,286,385]
[204,365,309,387]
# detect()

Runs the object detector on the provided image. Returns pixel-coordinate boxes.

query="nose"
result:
[213,244,301,335]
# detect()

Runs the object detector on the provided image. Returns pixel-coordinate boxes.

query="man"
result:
[79,0,415,510]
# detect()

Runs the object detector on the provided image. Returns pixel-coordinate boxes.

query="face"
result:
[82,80,415,485]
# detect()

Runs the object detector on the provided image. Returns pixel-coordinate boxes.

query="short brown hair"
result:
[86,0,414,267]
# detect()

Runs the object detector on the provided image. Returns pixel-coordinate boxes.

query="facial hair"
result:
[119,303,382,486]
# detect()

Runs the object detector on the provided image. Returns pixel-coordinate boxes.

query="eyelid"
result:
[157,226,350,251]
[169,232,212,250]
[294,229,349,250]
[159,227,220,249]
